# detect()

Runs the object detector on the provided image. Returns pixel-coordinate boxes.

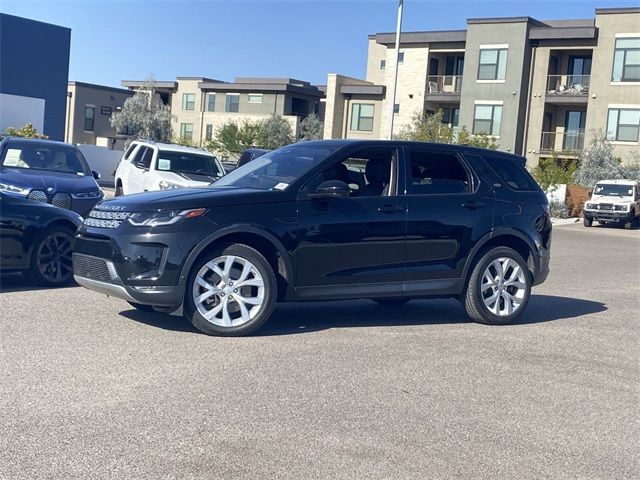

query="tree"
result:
[395,109,498,149]
[257,115,294,149]
[206,115,294,157]
[572,132,627,188]
[110,78,173,142]
[298,113,324,141]
[4,123,48,139]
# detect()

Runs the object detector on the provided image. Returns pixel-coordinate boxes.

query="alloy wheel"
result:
[480,257,527,316]
[36,232,74,283]
[192,255,265,328]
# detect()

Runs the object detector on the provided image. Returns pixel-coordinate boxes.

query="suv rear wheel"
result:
[464,247,531,325]
[185,244,277,336]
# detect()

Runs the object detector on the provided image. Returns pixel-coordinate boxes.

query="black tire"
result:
[127,302,155,312]
[115,182,123,197]
[583,217,592,227]
[372,298,410,306]
[24,226,75,287]
[463,247,532,325]
[624,218,633,230]
[184,244,277,336]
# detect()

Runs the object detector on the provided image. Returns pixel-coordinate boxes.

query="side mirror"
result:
[92,170,101,180]
[308,180,350,200]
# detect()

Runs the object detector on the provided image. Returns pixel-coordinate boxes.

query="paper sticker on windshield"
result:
[274,183,288,191]
[158,159,171,171]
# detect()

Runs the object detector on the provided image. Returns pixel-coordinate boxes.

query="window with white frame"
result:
[398,52,404,63]
[478,48,508,81]
[607,108,640,142]
[350,104,374,131]
[84,105,95,131]
[207,93,216,112]
[225,94,240,112]
[205,124,213,141]
[612,37,640,82]
[248,94,263,103]
[380,60,386,70]
[473,104,502,136]
[182,93,195,111]
[180,123,193,140]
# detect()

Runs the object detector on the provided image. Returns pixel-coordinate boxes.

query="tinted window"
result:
[1,142,89,175]
[123,143,137,160]
[408,150,470,195]
[156,150,222,177]
[485,155,538,191]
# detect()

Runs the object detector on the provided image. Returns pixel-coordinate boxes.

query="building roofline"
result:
[121,80,178,90]
[467,16,547,26]
[374,29,467,45]
[0,12,71,32]
[176,76,224,82]
[68,81,132,95]
[198,81,324,97]
[595,7,640,14]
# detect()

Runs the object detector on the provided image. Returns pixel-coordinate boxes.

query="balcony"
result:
[425,75,462,103]
[545,75,590,104]
[540,132,585,155]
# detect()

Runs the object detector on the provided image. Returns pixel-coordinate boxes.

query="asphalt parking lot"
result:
[1,223,638,479]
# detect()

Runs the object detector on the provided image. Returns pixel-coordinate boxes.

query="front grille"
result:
[52,192,71,209]
[72,253,112,282]
[599,203,614,210]
[84,208,131,229]
[28,190,47,202]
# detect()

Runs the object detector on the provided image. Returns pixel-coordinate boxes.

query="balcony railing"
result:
[427,75,463,94]
[546,75,590,95]
[540,131,585,153]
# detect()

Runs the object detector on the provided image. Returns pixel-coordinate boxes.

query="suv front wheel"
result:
[464,247,531,325]
[185,244,277,336]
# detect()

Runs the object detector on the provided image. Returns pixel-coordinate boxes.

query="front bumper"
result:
[584,210,631,222]
[73,253,184,309]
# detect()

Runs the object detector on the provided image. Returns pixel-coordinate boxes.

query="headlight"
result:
[128,208,206,226]
[585,203,597,209]
[614,205,629,211]
[0,183,29,195]
[71,190,103,199]
[158,180,182,190]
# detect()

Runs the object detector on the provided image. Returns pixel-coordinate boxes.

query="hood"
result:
[590,194,634,205]
[0,167,100,194]
[97,186,293,211]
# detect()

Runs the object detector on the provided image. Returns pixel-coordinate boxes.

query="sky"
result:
[1,0,635,88]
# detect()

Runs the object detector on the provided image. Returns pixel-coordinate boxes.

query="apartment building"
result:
[122,77,324,148]
[324,7,640,166]
[65,82,133,149]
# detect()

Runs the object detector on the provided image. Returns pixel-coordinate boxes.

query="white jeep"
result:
[114,141,224,196]
[583,179,640,229]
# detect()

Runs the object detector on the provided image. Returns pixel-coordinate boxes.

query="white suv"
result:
[583,179,640,229]
[114,141,224,196]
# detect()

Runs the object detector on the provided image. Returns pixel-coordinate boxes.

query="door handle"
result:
[462,201,484,209]
[378,204,404,214]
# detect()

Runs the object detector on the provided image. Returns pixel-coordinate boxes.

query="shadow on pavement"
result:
[0,273,78,294]
[117,294,607,336]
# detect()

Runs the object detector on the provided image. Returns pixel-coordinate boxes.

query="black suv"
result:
[73,141,551,336]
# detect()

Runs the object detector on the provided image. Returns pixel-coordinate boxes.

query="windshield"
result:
[212,145,339,190]
[594,184,634,197]
[1,143,90,175]
[156,151,222,177]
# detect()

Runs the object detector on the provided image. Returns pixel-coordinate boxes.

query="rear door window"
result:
[407,149,472,195]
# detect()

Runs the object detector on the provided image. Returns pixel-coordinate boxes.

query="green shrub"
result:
[532,156,578,191]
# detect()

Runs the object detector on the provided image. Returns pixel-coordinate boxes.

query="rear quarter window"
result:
[484,155,538,191]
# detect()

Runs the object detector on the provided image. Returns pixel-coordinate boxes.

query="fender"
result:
[460,227,539,282]
[177,224,294,288]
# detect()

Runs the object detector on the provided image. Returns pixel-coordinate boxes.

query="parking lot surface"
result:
[1,223,638,479]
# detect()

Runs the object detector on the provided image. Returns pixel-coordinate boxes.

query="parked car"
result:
[0,137,103,217]
[0,191,82,286]
[73,140,551,336]
[237,148,269,168]
[114,141,224,196]
[221,162,237,174]
[583,179,640,229]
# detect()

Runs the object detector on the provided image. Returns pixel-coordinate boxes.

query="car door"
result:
[402,146,494,295]
[293,146,407,299]
[128,147,153,193]
[141,147,158,192]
